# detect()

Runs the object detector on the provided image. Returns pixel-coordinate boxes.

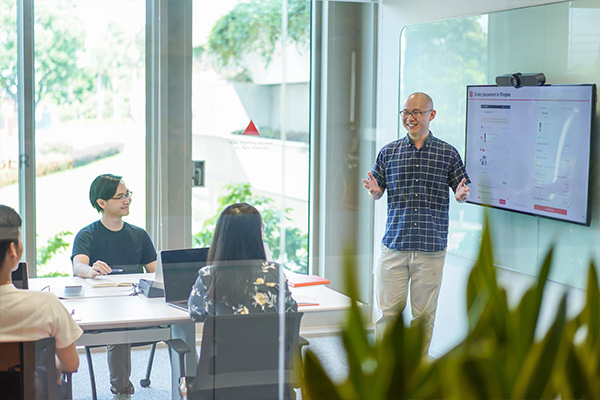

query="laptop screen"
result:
[161,247,209,303]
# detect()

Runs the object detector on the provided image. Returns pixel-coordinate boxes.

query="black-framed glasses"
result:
[400,109,432,118]
[111,191,133,201]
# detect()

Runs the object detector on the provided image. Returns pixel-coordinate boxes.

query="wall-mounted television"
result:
[465,84,596,226]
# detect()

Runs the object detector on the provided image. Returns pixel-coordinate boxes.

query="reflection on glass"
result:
[400,15,488,260]
[32,0,145,276]
[0,0,19,211]
[400,1,600,288]
[191,0,310,274]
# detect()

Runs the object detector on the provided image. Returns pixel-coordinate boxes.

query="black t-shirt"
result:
[71,220,156,273]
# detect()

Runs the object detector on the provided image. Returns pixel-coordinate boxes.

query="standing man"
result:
[362,92,470,351]
[72,174,157,400]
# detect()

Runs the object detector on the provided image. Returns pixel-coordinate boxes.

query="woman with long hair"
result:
[188,203,297,321]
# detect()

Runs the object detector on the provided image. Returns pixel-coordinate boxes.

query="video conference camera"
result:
[496,72,546,88]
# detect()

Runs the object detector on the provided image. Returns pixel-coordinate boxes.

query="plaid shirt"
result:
[372,133,470,252]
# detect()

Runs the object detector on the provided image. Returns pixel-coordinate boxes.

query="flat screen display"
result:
[465,84,596,225]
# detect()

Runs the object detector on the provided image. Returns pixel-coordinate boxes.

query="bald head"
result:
[405,92,434,110]
[401,92,436,145]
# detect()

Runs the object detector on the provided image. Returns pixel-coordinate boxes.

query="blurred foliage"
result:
[303,212,600,399]
[193,182,308,273]
[37,231,72,267]
[200,0,309,79]
[0,0,144,121]
[0,0,94,108]
[36,231,72,277]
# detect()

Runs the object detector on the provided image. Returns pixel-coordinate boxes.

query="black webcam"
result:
[496,73,546,88]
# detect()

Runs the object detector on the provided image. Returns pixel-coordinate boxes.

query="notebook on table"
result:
[161,247,209,312]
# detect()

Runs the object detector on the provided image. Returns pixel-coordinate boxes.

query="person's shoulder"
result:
[428,133,459,152]
[260,261,282,279]
[378,137,408,157]
[122,221,150,235]
[199,264,213,275]
[383,137,407,150]
[13,288,60,305]
[77,220,99,233]
[74,221,99,241]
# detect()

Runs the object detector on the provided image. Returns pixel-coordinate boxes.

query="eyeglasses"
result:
[111,191,133,201]
[400,110,432,118]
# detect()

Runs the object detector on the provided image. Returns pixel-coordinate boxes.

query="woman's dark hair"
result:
[89,174,122,212]
[208,203,267,303]
[0,205,22,267]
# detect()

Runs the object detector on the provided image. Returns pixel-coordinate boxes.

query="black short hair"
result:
[0,205,22,267]
[89,174,123,212]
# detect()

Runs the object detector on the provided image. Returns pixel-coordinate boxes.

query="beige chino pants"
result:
[373,244,446,352]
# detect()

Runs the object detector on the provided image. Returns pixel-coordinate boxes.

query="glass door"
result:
[190,0,310,274]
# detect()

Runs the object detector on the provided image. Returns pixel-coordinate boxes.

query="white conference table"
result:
[29,274,194,399]
[29,273,353,399]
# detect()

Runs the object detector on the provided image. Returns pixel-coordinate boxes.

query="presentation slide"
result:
[465,84,595,225]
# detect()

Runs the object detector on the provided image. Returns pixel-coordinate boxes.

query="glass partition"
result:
[191,0,310,275]
[400,0,600,288]
[0,0,19,211]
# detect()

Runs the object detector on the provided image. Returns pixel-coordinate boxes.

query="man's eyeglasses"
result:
[400,110,432,118]
[111,191,133,201]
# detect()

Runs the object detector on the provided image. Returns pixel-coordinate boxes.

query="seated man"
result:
[0,205,82,396]
[71,173,157,399]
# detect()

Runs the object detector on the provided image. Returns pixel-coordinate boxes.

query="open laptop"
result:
[160,247,209,312]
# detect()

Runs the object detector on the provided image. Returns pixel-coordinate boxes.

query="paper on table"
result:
[85,276,134,288]
[293,294,319,307]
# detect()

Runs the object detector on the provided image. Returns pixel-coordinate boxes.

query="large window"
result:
[4,0,378,291]
[1,0,146,276]
[0,1,19,212]
[190,0,310,273]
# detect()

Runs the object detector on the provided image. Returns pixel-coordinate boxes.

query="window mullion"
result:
[17,0,37,277]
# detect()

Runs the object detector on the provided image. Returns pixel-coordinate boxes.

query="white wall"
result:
[375,0,571,355]
[374,0,567,261]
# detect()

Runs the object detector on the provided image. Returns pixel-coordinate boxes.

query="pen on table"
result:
[111,269,124,273]
[71,309,75,315]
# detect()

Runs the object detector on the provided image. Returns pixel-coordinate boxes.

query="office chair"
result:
[11,261,29,289]
[84,342,157,400]
[168,312,306,400]
[0,337,73,400]
[84,264,158,400]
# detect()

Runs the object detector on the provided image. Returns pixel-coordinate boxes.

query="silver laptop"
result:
[161,247,209,312]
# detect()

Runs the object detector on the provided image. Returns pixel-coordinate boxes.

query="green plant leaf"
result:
[560,343,598,400]
[340,244,378,399]
[583,262,600,350]
[512,295,566,399]
[302,350,343,400]
[504,246,554,383]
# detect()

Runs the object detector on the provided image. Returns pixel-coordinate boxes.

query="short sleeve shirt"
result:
[371,133,470,252]
[71,220,156,273]
[0,284,83,348]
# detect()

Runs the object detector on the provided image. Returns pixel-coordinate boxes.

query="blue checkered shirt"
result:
[372,133,470,252]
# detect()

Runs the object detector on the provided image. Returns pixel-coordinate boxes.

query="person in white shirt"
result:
[0,204,83,392]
